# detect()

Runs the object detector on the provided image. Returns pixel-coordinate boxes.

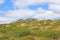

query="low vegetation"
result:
[0,18,60,40]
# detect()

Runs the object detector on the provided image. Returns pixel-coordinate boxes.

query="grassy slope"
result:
[0,18,60,40]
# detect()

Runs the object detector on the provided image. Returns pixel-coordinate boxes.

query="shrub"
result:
[14,29,31,37]
[44,30,60,40]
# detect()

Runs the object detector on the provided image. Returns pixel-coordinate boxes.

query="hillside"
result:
[0,18,60,40]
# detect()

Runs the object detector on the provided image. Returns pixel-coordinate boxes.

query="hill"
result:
[0,18,60,40]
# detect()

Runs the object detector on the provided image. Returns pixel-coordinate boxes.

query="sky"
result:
[0,0,60,24]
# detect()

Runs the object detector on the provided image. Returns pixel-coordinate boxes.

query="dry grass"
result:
[0,18,60,40]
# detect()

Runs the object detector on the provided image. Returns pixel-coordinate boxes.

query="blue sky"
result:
[28,3,49,10]
[0,0,14,11]
[0,0,60,24]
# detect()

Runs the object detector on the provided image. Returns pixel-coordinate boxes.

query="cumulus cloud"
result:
[48,0,60,4]
[0,8,60,24]
[33,8,60,20]
[0,16,16,24]
[12,0,60,8]
[5,8,60,21]
[6,9,35,19]
[49,4,60,12]
[0,9,36,24]
[12,0,47,8]
[0,0,60,24]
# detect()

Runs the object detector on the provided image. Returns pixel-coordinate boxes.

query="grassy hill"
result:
[0,18,60,40]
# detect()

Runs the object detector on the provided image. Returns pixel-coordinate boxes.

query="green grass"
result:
[0,18,60,40]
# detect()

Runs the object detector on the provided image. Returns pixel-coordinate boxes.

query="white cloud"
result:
[12,0,48,8]
[0,0,60,24]
[0,0,5,4]
[48,0,60,4]
[12,0,60,8]
[0,17,16,24]
[0,9,35,24]
[49,4,60,12]
[6,8,60,20]
[33,8,60,20]
[6,9,36,19]
[0,8,60,24]
[11,0,60,14]
[11,0,60,13]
